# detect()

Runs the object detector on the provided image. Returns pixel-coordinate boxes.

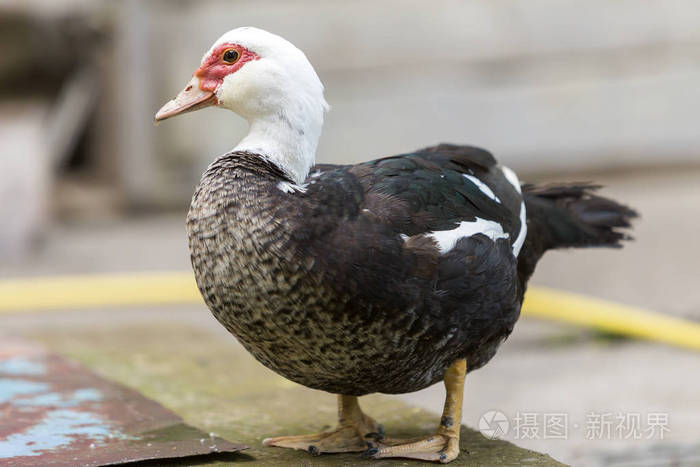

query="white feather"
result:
[501,166,527,256]
[512,200,527,257]
[463,174,500,203]
[277,181,308,194]
[501,166,522,194]
[427,218,509,254]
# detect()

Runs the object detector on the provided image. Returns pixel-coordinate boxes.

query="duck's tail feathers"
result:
[518,183,638,282]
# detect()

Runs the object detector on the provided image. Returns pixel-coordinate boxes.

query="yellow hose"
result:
[1,272,699,351]
[0,272,201,312]
[522,287,700,351]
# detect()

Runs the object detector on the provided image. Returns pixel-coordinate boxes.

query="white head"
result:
[155,27,329,184]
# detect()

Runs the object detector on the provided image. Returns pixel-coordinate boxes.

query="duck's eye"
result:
[222,49,240,63]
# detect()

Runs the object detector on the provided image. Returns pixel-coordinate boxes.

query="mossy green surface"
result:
[32,323,566,466]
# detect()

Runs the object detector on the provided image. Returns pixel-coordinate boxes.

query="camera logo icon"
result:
[479,410,509,439]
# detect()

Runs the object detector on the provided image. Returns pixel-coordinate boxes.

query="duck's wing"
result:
[295,145,523,312]
[347,144,525,251]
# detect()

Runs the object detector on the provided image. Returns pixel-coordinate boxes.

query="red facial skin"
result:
[194,43,260,92]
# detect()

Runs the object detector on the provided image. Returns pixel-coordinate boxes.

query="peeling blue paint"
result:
[0,379,48,404]
[0,381,131,458]
[0,409,118,457]
[0,357,46,376]
[14,387,103,408]
[72,388,101,403]
[13,392,64,407]
[0,347,247,464]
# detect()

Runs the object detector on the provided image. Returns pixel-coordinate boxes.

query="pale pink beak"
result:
[154,77,217,122]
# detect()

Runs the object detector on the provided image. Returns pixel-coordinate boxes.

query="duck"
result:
[155,27,637,463]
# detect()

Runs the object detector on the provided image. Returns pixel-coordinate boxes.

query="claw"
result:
[307,445,320,456]
[361,446,379,457]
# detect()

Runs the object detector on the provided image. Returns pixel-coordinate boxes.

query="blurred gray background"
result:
[1,1,699,465]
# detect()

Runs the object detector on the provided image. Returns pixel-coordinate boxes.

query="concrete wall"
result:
[114,0,700,205]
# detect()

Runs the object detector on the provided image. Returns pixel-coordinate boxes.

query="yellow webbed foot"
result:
[263,395,382,454]
[367,432,459,463]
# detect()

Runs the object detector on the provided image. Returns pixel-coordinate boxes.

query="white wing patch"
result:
[501,166,522,194]
[418,167,528,256]
[501,166,527,257]
[427,218,509,254]
[277,181,308,193]
[463,174,501,203]
[512,199,527,257]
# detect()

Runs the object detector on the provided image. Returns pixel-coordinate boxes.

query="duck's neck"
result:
[233,104,324,185]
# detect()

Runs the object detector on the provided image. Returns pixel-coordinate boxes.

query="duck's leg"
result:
[369,358,466,463]
[262,394,382,454]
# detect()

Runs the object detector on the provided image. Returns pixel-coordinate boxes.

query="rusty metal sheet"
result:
[0,337,247,466]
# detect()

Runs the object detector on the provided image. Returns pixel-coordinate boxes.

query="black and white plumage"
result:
[185,144,634,396]
[156,27,637,463]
